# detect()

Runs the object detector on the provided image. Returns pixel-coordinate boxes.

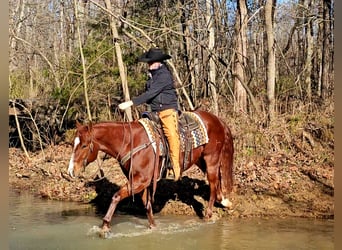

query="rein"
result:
[121,112,135,201]
[128,121,135,201]
[86,153,106,182]
[61,150,105,183]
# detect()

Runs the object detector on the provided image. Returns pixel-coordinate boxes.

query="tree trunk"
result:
[103,0,132,121]
[206,0,218,115]
[9,0,26,72]
[265,0,276,122]
[304,0,313,100]
[74,0,92,121]
[180,0,195,104]
[233,0,248,113]
[77,0,88,46]
[321,0,332,99]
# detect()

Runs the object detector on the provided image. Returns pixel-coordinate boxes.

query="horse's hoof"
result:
[98,226,111,239]
[204,210,213,221]
[221,198,233,209]
[165,173,175,180]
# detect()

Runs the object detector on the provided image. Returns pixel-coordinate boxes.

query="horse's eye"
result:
[81,144,87,149]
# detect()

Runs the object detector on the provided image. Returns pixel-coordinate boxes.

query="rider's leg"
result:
[158,109,181,181]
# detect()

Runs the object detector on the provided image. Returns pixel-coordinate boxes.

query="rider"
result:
[118,47,181,181]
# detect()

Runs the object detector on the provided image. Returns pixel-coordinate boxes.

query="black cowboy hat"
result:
[138,48,171,63]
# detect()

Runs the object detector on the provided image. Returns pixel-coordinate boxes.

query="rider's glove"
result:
[118,100,133,110]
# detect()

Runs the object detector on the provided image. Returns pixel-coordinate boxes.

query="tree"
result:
[265,0,276,122]
[8,0,334,122]
[74,0,92,121]
[206,0,218,115]
[321,0,333,98]
[103,0,132,121]
[233,0,248,114]
[303,0,313,100]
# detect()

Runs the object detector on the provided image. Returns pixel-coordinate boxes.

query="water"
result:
[9,191,334,250]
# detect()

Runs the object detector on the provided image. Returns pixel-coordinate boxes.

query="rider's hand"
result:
[118,100,133,110]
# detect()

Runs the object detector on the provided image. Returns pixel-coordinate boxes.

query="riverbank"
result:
[9,144,334,220]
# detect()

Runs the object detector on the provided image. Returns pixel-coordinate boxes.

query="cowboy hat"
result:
[138,48,171,63]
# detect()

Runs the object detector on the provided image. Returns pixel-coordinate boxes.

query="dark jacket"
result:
[132,64,178,112]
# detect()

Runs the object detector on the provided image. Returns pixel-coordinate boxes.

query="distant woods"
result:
[9,0,334,123]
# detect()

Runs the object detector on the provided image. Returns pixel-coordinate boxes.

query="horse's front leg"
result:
[141,188,156,228]
[100,183,130,237]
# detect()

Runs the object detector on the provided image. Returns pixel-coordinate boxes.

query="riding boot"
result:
[159,109,181,181]
[170,160,181,181]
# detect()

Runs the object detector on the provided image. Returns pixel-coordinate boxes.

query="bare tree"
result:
[8,0,334,123]
[233,0,248,113]
[74,0,92,121]
[206,0,218,115]
[179,0,197,106]
[9,0,26,72]
[265,0,276,122]
[321,0,333,98]
[303,0,313,100]
[103,0,132,121]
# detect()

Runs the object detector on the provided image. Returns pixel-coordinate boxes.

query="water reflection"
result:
[9,191,334,250]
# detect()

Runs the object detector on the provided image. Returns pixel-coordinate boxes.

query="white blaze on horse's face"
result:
[68,137,80,178]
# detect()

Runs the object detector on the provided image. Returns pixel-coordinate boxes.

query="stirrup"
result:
[165,168,179,181]
[165,169,175,180]
[166,172,175,180]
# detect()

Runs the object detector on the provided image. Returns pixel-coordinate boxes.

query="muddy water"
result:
[9,191,334,250]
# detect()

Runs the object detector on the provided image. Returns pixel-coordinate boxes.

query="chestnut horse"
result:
[67,109,233,234]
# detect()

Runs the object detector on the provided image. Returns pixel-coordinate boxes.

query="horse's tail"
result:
[218,119,234,208]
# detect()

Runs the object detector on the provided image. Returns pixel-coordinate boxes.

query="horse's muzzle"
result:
[68,168,75,178]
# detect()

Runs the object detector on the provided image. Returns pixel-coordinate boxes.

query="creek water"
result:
[9,191,334,250]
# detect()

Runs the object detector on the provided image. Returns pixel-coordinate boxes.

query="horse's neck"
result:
[93,122,132,158]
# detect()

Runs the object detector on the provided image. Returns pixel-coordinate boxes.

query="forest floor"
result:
[9,143,334,221]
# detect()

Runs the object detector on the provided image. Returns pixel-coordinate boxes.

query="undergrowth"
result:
[222,100,334,170]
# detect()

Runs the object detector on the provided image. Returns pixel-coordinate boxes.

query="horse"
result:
[67,109,234,235]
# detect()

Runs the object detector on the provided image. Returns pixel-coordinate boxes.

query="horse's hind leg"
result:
[213,160,233,209]
[204,162,220,219]
[141,188,156,228]
[216,140,234,209]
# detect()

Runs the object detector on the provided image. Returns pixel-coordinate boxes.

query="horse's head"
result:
[67,121,99,178]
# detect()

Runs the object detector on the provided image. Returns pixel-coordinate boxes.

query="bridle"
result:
[79,129,105,182]
[82,139,94,169]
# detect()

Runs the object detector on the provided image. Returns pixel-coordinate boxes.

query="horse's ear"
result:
[87,120,93,131]
[76,120,82,129]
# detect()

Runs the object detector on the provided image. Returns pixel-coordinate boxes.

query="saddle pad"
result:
[138,118,162,154]
[179,112,209,151]
[138,112,209,154]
